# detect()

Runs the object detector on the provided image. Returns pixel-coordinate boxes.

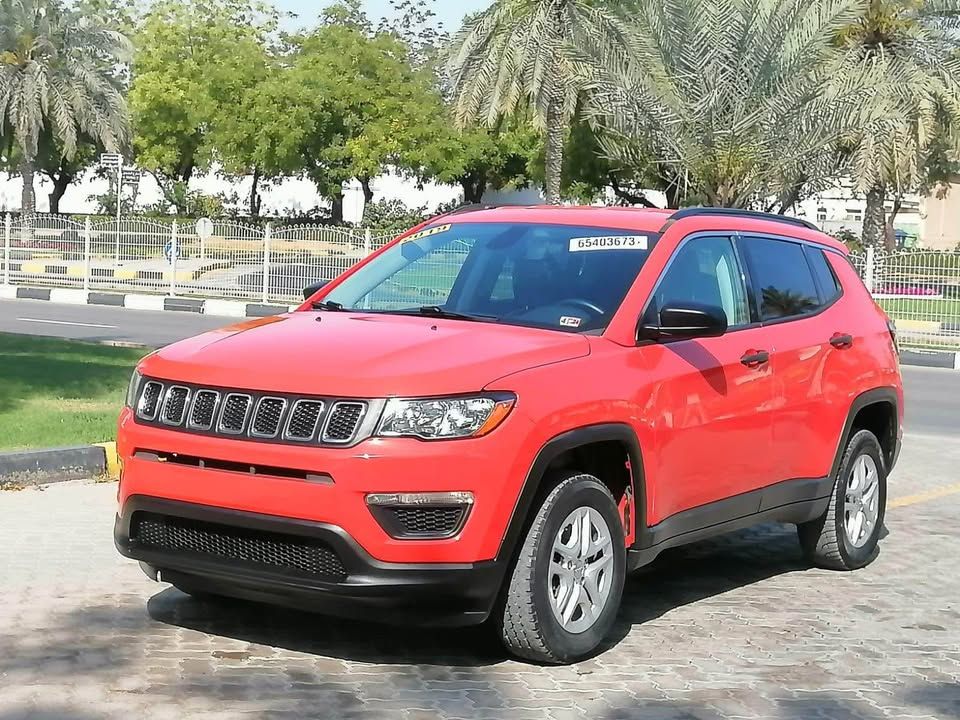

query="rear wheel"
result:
[798,429,887,570]
[498,472,626,664]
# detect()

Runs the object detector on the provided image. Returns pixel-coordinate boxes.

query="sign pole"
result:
[115,163,122,267]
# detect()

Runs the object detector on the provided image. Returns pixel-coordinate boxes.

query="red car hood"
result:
[140,311,590,397]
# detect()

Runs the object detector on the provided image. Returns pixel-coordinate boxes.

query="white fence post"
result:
[82,217,91,293]
[262,222,272,304]
[864,245,876,294]
[364,228,372,257]
[170,220,178,297]
[3,214,10,287]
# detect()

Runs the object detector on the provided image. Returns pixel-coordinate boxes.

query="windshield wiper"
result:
[312,300,346,311]
[416,306,498,322]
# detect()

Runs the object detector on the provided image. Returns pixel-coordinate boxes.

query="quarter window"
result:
[650,236,751,327]
[806,247,841,304]
[742,237,820,321]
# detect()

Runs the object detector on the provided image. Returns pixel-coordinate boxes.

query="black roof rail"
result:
[667,207,820,232]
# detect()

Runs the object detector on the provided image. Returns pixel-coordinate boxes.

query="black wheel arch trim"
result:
[496,423,647,564]
[830,387,900,479]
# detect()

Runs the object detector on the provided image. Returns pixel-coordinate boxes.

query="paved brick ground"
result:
[1,433,958,720]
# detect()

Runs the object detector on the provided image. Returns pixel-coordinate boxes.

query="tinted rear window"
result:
[742,237,820,321]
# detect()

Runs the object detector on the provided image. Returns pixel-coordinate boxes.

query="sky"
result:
[275,0,492,31]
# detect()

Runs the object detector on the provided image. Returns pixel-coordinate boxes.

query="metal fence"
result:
[1,214,395,305]
[852,246,960,351]
[2,214,960,350]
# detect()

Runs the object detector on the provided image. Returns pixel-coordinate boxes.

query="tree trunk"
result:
[359,176,375,205]
[47,171,73,215]
[459,174,486,204]
[862,184,886,247]
[249,166,262,218]
[884,194,902,251]
[330,191,344,224]
[20,158,36,215]
[544,99,564,205]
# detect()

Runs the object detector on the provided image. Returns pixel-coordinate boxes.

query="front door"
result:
[637,235,776,525]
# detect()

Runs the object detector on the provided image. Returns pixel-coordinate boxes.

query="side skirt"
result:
[627,477,832,571]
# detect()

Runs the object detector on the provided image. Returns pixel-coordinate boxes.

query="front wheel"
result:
[798,429,887,570]
[498,472,626,664]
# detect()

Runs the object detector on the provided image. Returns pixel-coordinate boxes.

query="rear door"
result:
[641,235,776,521]
[738,235,840,483]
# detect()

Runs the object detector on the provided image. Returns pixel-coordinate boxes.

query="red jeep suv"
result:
[115,206,902,663]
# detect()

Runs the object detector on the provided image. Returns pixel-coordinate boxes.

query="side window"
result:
[742,237,820,321]
[651,236,751,327]
[806,247,841,304]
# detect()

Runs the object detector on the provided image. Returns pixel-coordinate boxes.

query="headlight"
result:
[125,369,143,409]
[376,394,515,440]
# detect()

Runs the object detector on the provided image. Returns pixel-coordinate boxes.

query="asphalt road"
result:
[1,297,957,437]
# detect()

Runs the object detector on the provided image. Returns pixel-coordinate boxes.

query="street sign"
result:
[195,217,214,240]
[121,169,140,186]
[100,152,122,168]
[163,239,180,264]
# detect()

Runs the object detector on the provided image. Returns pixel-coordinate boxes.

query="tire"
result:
[498,472,626,664]
[798,429,887,570]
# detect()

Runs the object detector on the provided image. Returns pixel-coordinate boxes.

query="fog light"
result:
[366,492,474,539]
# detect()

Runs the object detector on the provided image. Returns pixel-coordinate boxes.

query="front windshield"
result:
[323,222,657,333]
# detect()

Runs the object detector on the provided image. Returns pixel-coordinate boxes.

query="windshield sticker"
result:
[403,223,452,243]
[560,316,582,328]
[569,235,648,252]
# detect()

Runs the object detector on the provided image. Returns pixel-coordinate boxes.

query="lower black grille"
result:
[375,506,466,538]
[130,513,347,581]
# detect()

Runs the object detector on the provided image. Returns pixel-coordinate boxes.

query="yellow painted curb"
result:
[94,441,121,478]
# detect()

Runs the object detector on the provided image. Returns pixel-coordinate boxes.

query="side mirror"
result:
[638,302,728,342]
[303,279,329,300]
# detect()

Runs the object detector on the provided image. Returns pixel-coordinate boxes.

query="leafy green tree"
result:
[0,0,130,215]
[573,0,885,210]
[445,0,633,204]
[130,0,277,215]
[839,0,960,248]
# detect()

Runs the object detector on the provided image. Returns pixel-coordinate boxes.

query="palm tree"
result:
[840,0,960,248]
[0,0,130,215]
[445,1,633,204]
[570,0,886,210]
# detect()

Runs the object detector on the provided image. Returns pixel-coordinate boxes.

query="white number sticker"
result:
[559,316,582,327]
[568,235,648,252]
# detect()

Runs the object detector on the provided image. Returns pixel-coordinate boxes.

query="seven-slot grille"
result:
[134,379,366,446]
[130,512,347,581]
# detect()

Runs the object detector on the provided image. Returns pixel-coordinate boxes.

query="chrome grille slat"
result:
[250,397,287,439]
[188,390,220,430]
[161,386,191,426]
[134,380,366,446]
[323,402,366,443]
[137,381,164,421]
[218,393,253,435]
[284,400,325,442]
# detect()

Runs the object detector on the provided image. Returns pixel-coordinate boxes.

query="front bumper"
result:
[115,496,504,626]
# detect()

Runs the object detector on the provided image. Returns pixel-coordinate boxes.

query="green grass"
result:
[0,333,146,451]
[878,297,960,325]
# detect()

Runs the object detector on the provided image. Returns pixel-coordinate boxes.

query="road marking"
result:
[16,317,116,329]
[890,482,960,508]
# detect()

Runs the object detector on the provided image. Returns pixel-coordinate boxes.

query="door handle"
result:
[830,333,854,349]
[740,350,769,367]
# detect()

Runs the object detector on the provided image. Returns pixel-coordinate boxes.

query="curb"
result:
[1,284,298,319]
[900,349,960,370]
[0,442,120,487]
